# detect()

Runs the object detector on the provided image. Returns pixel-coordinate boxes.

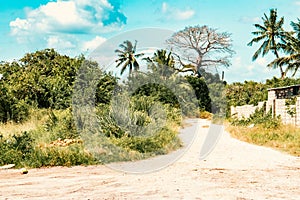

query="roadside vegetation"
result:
[225,8,300,157]
[227,106,300,156]
[0,24,230,168]
[2,7,300,169]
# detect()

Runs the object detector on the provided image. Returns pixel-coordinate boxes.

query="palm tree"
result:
[144,49,176,78]
[115,40,144,75]
[248,8,286,78]
[268,19,300,76]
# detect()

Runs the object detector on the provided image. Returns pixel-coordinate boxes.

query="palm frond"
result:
[115,49,125,54]
[291,19,300,39]
[135,53,144,58]
[120,60,131,75]
[254,24,267,31]
[248,34,267,46]
[133,40,137,53]
[133,60,139,71]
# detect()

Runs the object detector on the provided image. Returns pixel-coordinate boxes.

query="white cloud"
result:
[9,0,126,57]
[176,10,195,20]
[161,2,195,21]
[295,1,300,6]
[239,16,260,24]
[47,36,76,49]
[82,36,106,51]
[10,0,126,39]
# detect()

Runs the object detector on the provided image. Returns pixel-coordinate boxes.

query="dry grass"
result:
[0,109,48,137]
[226,122,300,156]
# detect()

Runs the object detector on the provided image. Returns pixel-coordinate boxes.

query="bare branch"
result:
[167,25,234,75]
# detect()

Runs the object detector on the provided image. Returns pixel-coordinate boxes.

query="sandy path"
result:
[1,119,299,200]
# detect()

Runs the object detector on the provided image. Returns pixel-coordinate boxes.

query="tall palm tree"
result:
[115,40,144,75]
[268,19,300,76]
[248,9,286,78]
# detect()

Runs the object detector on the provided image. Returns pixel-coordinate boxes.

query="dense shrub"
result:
[185,76,211,112]
[112,127,181,154]
[28,144,96,168]
[0,82,30,123]
[0,117,96,168]
[0,131,34,167]
[0,49,85,122]
[43,108,79,141]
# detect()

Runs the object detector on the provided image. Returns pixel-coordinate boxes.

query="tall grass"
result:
[0,95,184,168]
[226,123,300,156]
[0,109,48,137]
[227,104,300,156]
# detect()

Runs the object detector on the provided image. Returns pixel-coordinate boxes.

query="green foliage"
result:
[185,76,211,111]
[0,49,85,123]
[0,89,30,123]
[43,108,79,141]
[132,83,180,108]
[226,81,267,107]
[0,111,96,168]
[0,131,34,167]
[28,144,96,168]
[16,49,84,109]
[285,97,297,117]
[0,46,217,168]
[115,40,144,75]
[95,72,118,104]
[96,103,126,138]
[226,77,300,114]
[112,127,180,154]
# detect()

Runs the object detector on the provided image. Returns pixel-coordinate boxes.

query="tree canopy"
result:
[166,25,234,77]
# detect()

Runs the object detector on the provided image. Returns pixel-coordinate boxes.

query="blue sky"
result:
[1,0,300,83]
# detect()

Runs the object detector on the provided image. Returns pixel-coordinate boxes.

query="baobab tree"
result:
[166,25,234,77]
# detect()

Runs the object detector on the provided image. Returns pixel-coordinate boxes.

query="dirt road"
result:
[1,119,299,199]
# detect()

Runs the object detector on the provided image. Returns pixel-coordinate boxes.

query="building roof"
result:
[267,84,300,91]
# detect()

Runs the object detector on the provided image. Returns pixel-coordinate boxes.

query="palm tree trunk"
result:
[274,49,285,79]
[291,66,299,77]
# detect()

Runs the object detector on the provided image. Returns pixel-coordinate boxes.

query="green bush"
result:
[0,131,96,168]
[185,76,211,112]
[43,108,79,141]
[0,84,30,123]
[28,144,96,168]
[111,127,181,154]
[0,131,34,167]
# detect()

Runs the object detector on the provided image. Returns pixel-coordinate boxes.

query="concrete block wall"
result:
[231,91,300,126]
[296,97,300,126]
[274,99,296,126]
[230,101,265,119]
[266,90,276,113]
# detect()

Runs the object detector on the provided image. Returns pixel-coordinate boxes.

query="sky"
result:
[1,0,300,83]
